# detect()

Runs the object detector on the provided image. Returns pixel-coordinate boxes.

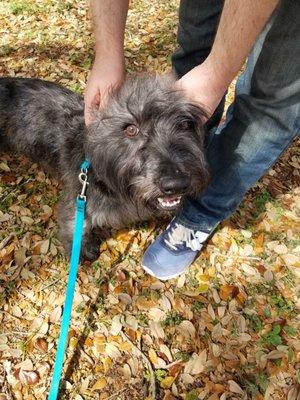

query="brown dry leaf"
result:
[20,216,34,225]
[219,285,239,301]
[168,362,183,378]
[287,386,300,400]
[34,338,48,353]
[148,320,165,339]
[159,344,173,362]
[49,306,62,324]
[0,161,10,171]
[15,370,39,386]
[110,315,123,335]
[122,364,132,380]
[30,317,49,335]
[264,269,274,281]
[148,307,166,321]
[178,320,196,338]
[40,239,50,255]
[228,380,244,395]
[105,343,121,359]
[273,243,288,254]
[14,247,27,267]
[11,305,23,318]
[176,273,186,288]
[36,362,51,378]
[184,351,207,375]
[15,359,34,371]
[180,373,194,385]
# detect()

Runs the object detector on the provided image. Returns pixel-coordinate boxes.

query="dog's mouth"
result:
[157,195,182,211]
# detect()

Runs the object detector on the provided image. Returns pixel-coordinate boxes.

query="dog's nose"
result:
[159,175,190,195]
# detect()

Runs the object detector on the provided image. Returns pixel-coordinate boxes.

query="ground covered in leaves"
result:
[0,1,300,399]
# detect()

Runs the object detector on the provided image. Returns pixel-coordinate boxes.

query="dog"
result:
[0,75,209,260]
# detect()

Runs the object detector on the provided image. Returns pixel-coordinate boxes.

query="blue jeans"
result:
[172,0,300,232]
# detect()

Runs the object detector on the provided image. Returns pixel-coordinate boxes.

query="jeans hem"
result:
[176,214,219,233]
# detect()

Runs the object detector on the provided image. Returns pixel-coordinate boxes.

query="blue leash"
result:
[48,159,90,400]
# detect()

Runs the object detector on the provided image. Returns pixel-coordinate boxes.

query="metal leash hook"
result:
[78,168,89,200]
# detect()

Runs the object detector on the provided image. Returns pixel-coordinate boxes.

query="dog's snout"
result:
[159,174,190,195]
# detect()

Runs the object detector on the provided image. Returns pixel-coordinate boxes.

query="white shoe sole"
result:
[142,264,184,281]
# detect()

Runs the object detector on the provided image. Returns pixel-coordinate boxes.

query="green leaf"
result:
[186,389,199,400]
[273,325,281,335]
[288,348,294,362]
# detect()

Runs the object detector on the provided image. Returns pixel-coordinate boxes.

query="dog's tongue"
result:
[163,195,180,202]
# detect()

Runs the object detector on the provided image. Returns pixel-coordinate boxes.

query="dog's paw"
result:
[81,241,100,261]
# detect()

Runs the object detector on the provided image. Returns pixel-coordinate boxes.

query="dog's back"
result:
[0,77,85,177]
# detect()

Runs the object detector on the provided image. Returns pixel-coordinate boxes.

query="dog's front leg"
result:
[58,195,101,261]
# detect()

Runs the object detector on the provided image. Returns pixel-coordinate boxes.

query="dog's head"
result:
[86,74,210,213]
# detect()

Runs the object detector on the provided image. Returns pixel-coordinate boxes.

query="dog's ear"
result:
[180,100,208,145]
[185,101,209,124]
[160,73,209,126]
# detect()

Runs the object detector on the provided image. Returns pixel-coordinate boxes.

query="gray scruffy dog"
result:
[0,75,209,260]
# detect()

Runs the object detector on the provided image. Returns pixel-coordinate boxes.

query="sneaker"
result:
[141,218,211,281]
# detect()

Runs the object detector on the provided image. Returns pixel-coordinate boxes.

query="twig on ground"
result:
[107,388,128,399]
[0,233,14,251]
[0,330,34,337]
[40,276,61,291]
[120,330,156,400]
[215,252,262,261]
[79,346,94,366]
[0,177,34,204]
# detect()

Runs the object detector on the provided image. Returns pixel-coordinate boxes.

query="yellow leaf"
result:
[148,348,158,365]
[94,335,106,346]
[207,266,216,277]
[69,337,78,349]
[160,376,175,389]
[95,343,106,353]
[92,377,107,391]
[198,283,209,293]
[119,341,133,352]
[102,357,113,373]
[254,233,265,248]
[196,273,210,283]
[84,337,94,347]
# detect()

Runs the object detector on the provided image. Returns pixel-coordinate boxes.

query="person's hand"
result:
[84,58,125,126]
[175,59,228,120]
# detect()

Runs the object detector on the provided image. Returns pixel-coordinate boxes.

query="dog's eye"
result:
[124,124,139,137]
[179,120,194,130]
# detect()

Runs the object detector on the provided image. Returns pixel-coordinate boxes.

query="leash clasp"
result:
[78,169,89,201]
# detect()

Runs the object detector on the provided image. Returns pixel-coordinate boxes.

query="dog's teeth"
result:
[158,196,181,209]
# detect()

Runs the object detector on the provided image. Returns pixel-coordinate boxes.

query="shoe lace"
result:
[164,222,205,251]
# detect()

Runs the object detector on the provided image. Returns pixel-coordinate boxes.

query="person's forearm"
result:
[84,0,129,124]
[205,0,279,92]
[91,0,129,63]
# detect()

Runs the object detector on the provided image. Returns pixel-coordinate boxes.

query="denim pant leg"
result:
[172,0,225,131]
[177,0,300,232]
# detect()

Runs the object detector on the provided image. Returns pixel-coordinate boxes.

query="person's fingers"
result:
[84,64,125,126]
[91,91,101,109]
[84,106,93,127]
[84,92,97,126]
[84,79,100,126]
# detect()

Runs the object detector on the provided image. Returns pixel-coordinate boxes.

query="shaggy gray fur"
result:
[0,75,209,259]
